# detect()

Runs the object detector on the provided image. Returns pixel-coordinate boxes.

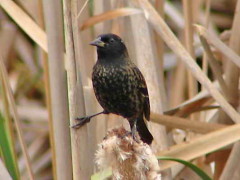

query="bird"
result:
[73,33,153,145]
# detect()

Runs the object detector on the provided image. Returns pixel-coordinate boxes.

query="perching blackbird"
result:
[73,33,153,145]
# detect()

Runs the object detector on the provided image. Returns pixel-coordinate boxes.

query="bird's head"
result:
[90,33,128,60]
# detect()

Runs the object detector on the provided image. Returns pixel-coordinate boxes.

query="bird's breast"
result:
[92,63,141,118]
[92,64,131,95]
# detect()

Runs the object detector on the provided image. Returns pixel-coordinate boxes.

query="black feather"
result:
[91,33,153,145]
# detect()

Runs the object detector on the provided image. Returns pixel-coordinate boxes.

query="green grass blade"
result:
[0,112,20,180]
[91,168,111,180]
[158,156,212,180]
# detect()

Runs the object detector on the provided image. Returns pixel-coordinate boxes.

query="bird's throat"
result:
[97,48,129,65]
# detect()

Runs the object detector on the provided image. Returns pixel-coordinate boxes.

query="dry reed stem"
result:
[0,159,12,180]
[77,0,90,18]
[170,61,187,107]
[165,93,211,117]
[171,90,210,110]
[154,0,168,111]
[40,26,55,180]
[94,0,119,151]
[219,0,240,178]
[62,0,78,94]
[42,0,72,179]
[35,0,56,178]
[158,123,240,170]
[83,87,103,163]
[205,149,230,179]
[204,0,211,27]
[92,0,111,143]
[17,105,47,122]
[14,34,37,74]
[0,55,34,179]
[136,0,240,124]
[202,0,211,78]
[99,1,111,33]
[80,8,142,31]
[68,0,93,179]
[210,14,232,28]
[182,0,197,99]
[16,0,37,19]
[0,22,16,62]
[164,1,184,29]
[195,25,240,68]
[224,0,240,106]
[220,142,240,180]
[71,1,89,84]
[62,0,78,115]
[231,165,240,179]
[151,113,226,133]
[197,31,229,97]
[0,0,47,52]
[31,149,51,174]
[18,133,47,172]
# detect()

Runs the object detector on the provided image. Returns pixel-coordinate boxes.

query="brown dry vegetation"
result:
[0,0,240,179]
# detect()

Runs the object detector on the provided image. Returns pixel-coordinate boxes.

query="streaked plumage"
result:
[74,33,153,145]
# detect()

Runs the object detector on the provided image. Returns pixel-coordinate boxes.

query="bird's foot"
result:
[120,131,131,138]
[71,116,91,129]
[121,131,140,143]
[131,132,140,143]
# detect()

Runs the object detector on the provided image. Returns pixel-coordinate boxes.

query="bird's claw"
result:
[71,116,91,129]
[120,131,140,143]
[131,132,140,143]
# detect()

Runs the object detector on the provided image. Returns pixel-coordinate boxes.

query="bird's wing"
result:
[132,66,150,121]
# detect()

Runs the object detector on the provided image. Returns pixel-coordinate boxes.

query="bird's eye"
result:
[109,39,114,43]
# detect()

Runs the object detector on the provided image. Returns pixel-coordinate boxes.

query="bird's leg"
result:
[129,119,140,143]
[72,110,108,129]
[131,120,137,141]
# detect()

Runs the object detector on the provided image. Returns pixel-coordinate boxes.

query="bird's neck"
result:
[97,49,130,65]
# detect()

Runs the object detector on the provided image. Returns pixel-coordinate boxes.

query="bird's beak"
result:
[90,38,105,47]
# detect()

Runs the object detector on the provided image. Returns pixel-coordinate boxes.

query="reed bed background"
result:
[0,0,240,179]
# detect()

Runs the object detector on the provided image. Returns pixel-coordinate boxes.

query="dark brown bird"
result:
[73,33,153,145]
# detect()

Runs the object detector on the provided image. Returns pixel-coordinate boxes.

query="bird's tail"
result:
[136,116,153,145]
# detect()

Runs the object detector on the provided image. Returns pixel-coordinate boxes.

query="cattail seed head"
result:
[96,127,161,180]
